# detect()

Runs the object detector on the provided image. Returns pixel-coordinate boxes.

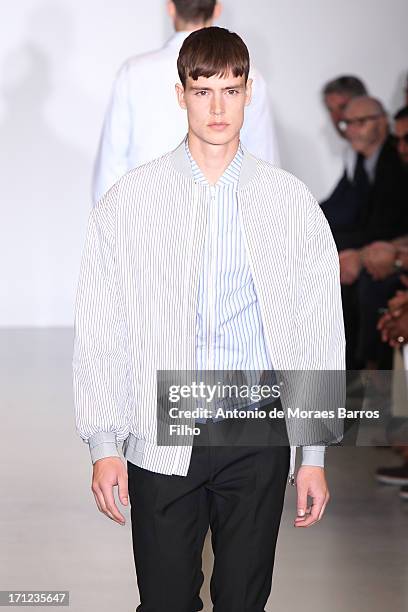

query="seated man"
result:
[321,75,367,182]
[360,105,408,281]
[321,97,408,369]
[322,75,367,138]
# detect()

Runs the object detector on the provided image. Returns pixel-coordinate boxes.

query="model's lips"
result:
[208,123,229,130]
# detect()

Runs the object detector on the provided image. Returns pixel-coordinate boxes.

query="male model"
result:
[92,0,280,204]
[73,26,345,612]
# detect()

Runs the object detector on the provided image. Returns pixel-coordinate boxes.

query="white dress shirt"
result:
[92,31,280,204]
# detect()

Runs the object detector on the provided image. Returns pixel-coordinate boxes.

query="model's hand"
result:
[294,466,330,528]
[91,457,128,525]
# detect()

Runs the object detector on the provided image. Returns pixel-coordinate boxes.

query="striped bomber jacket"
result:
[73,136,346,485]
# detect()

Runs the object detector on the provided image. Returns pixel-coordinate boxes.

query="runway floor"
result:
[0,329,407,611]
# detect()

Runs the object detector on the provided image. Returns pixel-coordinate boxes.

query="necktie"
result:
[353,152,370,198]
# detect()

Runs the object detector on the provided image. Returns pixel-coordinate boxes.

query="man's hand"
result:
[91,457,128,525]
[377,307,408,347]
[360,241,397,280]
[294,466,330,528]
[339,249,362,285]
[387,289,408,315]
[377,289,408,346]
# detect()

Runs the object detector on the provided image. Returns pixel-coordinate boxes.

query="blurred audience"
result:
[321,96,408,369]
[373,105,408,501]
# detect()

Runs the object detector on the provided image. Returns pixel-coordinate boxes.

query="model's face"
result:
[176,71,252,146]
[394,117,408,166]
[324,92,353,137]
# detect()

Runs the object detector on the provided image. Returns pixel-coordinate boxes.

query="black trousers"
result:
[128,420,290,612]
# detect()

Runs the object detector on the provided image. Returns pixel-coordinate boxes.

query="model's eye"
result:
[227,89,239,95]
[195,90,208,96]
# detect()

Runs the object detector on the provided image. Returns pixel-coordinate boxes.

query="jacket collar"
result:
[169,134,259,189]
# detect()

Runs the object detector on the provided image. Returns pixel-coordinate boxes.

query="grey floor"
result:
[1,329,407,612]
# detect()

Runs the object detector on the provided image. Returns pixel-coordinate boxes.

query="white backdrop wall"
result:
[1,0,407,326]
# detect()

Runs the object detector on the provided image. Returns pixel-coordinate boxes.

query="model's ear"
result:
[245,78,253,107]
[175,83,187,109]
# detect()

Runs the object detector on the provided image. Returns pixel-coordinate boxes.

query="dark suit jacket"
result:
[321,136,408,251]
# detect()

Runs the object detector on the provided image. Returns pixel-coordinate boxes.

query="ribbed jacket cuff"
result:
[88,432,120,464]
[301,445,326,468]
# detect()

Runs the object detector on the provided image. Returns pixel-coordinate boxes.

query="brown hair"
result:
[177,27,250,88]
[173,0,216,24]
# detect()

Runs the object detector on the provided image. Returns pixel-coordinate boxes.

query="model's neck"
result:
[174,20,211,32]
[187,131,240,185]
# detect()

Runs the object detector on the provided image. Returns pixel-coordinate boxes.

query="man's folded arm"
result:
[73,183,131,464]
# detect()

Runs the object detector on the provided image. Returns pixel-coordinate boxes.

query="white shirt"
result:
[92,31,280,204]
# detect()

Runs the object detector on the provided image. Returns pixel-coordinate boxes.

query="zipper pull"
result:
[288,446,297,486]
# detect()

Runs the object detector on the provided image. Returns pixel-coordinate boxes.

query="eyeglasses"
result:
[393,133,408,146]
[337,113,384,132]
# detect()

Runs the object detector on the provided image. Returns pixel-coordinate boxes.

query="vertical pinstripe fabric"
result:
[72,137,345,478]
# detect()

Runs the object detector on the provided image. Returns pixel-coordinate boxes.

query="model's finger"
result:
[317,494,330,521]
[92,489,103,513]
[296,483,308,519]
[92,485,116,521]
[118,472,129,506]
[100,483,126,524]
[295,495,324,527]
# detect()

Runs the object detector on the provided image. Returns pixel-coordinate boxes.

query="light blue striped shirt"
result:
[187,140,275,422]
[186,140,326,466]
[187,141,274,375]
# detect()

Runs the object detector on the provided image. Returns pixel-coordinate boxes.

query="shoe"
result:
[375,463,408,486]
[400,485,408,501]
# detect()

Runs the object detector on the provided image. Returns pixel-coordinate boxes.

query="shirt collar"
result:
[185,138,243,188]
[164,30,195,49]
